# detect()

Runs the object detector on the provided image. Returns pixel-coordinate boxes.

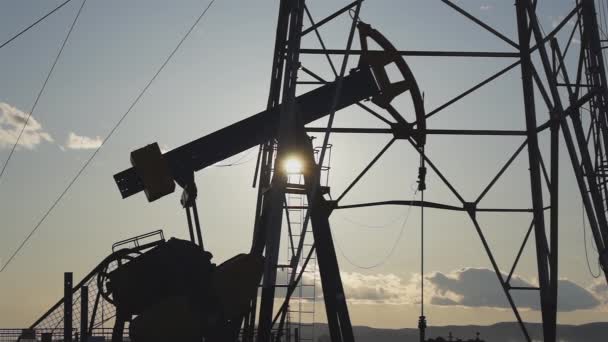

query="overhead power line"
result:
[0,0,217,274]
[0,0,86,184]
[0,0,74,50]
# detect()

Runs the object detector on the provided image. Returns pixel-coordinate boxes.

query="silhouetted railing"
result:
[0,328,128,342]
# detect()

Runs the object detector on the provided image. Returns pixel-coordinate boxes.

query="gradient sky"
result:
[1,0,607,331]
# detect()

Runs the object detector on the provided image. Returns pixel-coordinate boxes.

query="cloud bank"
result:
[0,102,53,149]
[294,268,605,312]
[426,268,600,312]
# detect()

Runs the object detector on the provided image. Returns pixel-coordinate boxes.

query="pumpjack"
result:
[98,237,264,342]
[23,1,608,341]
[108,22,425,342]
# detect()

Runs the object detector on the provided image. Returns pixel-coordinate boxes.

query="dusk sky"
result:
[1,0,607,331]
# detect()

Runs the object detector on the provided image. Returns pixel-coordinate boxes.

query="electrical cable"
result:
[0,0,217,274]
[213,148,257,167]
[0,0,73,51]
[582,201,602,278]
[333,188,418,270]
[333,211,408,230]
[0,0,87,185]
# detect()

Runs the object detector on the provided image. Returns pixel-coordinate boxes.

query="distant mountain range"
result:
[309,322,608,342]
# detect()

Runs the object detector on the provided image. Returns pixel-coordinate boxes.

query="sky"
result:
[0,0,607,332]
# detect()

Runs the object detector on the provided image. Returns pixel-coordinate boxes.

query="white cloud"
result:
[551,15,576,29]
[290,268,604,312]
[65,132,103,150]
[425,268,601,312]
[0,102,53,149]
[301,271,471,306]
[341,272,414,305]
[275,267,604,312]
[590,278,608,304]
[480,4,493,11]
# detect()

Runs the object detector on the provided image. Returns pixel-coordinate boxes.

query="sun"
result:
[283,156,303,175]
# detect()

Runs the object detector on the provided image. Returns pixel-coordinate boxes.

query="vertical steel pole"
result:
[308,206,351,342]
[301,144,354,342]
[552,7,608,286]
[257,176,288,341]
[81,286,88,342]
[580,0,608,276]
[548,76,560,342]
[88,291,101,338]
[257,1,306,340]
[515,2,554,341]
[64,272,73,342]
[581,0,608,170]
[249,0,290,339]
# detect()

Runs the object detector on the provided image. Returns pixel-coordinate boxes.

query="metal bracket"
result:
[324,199,338,217]
[390,122,414,140]
[464,202,477,218]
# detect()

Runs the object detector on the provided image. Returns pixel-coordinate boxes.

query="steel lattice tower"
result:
[29,1,608,342]
[245,1,608,342]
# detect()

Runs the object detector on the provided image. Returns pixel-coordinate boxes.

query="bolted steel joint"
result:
[549,110,561,131]
[391,122,413,140]
[464,202,477,218]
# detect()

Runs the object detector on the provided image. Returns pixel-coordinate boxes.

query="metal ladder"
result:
[283,143,333,342]
[285,172,317,342]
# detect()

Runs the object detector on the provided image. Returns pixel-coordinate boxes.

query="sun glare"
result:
[284,156,303,174]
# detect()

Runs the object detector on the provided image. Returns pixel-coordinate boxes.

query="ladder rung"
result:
[286,206,308,210]
[258,284,290,288]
